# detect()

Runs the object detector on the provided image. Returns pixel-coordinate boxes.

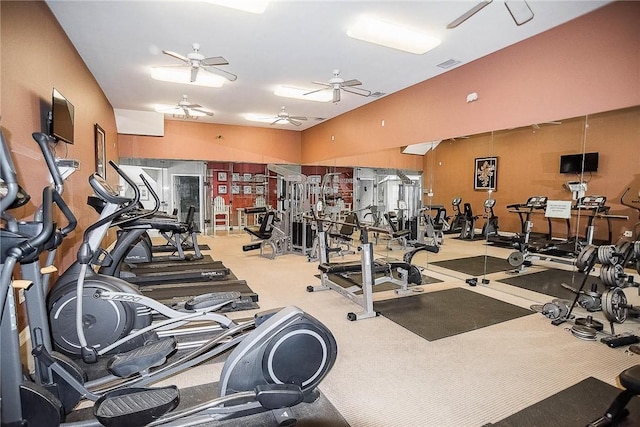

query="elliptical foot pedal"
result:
[184,291,241,310]
[94,386,179,427]
[108,337,176,378]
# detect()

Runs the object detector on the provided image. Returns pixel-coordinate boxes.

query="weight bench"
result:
[242,209,286,259]
[588,365,640,426]
[384,212,410,250]
[327,212,357,256]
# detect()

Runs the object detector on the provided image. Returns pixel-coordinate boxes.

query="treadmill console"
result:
[525,196,548,209]
[89,173,131,205]
[575,196,608,211]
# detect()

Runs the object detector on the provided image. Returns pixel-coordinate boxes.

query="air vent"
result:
[369,91,386,98]
[314,117,326,121]
[437,59,461,69]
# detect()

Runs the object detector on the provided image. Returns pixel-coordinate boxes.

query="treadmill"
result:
[488,196,550,250]
[89,172,258,306]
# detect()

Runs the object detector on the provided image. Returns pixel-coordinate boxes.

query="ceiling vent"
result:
[437,59,461,69]
[369,91,386,98]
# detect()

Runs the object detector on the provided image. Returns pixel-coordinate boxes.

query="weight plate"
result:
[570,325,598,341]
[577,294,601,312]
[617,241,632,261]
[508,251,524,267]
[575,316,604,331]
[601,287,628,324]
[552,299,571,318]
[541,302,561,320]
[576,245,596,272]
[600,264,625,288]
[530,304,544,313]
[598,245,618,265]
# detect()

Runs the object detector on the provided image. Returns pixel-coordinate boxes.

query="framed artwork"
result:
[138,185,149,201]
[474,157,497,190]
[232,173,240,181]
[255,185,264,195]
[218,171,228,181]
[94,124,106,178]
[243,185,252,195]
[243,173,252,182]
[231,185,240,195]
[218,184,228,194]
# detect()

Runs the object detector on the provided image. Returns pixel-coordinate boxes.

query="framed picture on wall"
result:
[218,184,228,194]
[232,173,240,181]
[474,157,497,190]
[94,124,106,178]
[243,185,252,195]
[243,173,252,182]
[218,171,227,181]
[255,185,264,195]
[231,185,240,194]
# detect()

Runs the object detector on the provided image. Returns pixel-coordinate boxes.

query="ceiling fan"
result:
[161,95,214,119]
[162,43,237,82]
[270,106,308,126]
[305,69,371,103]
[447,0,534,29]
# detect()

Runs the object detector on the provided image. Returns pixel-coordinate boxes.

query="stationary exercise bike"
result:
[1,129,338,426]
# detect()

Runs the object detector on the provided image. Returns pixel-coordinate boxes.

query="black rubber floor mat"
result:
[374,287,533,341]
[497,268,603,300]
[431,255,513,276]
[487,376,640,427]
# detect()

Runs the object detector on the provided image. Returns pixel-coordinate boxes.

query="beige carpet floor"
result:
[137,231,640,426]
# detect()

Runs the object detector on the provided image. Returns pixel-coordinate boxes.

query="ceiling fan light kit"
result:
[347,15,441,54]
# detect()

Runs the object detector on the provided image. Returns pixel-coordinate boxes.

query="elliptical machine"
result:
[1,130,338,426]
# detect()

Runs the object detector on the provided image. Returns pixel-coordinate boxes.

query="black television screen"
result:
[560,152,598,173]
[51,88,75,144]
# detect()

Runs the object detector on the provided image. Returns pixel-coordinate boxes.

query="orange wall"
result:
[118,120,302,164]
[301,1,640,163]
[1,1,119,269]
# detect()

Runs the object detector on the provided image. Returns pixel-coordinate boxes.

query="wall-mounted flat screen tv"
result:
[559,152,599,174]
[51,88,75,144]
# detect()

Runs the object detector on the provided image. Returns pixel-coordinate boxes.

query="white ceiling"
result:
[45,0,609,132]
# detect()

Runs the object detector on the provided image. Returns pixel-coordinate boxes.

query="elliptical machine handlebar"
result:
[110,173,161,228]
[32,132,64,194]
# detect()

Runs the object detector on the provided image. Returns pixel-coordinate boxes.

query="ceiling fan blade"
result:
[201,56,229,66]
[446,0,493,29]
[191,108,213,116]
[289,116,307,121]
[505,0,534,26]
[288,119,302,126]
[333,88,341,103]
[188,103,202,108]
[311,81,332,87]
[163,50,190,63]
[271,118,284,125]
[190,67,198,83]
[341,79,362,87]
[304,87,328,96]
[206,66,238,82]
[342,86,371,97]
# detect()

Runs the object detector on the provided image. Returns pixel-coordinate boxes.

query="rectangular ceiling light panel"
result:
[347,16,441,54]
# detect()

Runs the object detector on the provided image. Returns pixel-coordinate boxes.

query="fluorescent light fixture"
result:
[154,104,209,117]
[199,0,269,14]
[244,113,274,124]
[274,86,333,102]
[402,140,441,155]
[347,16,441,55]
[151,67,225,88]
